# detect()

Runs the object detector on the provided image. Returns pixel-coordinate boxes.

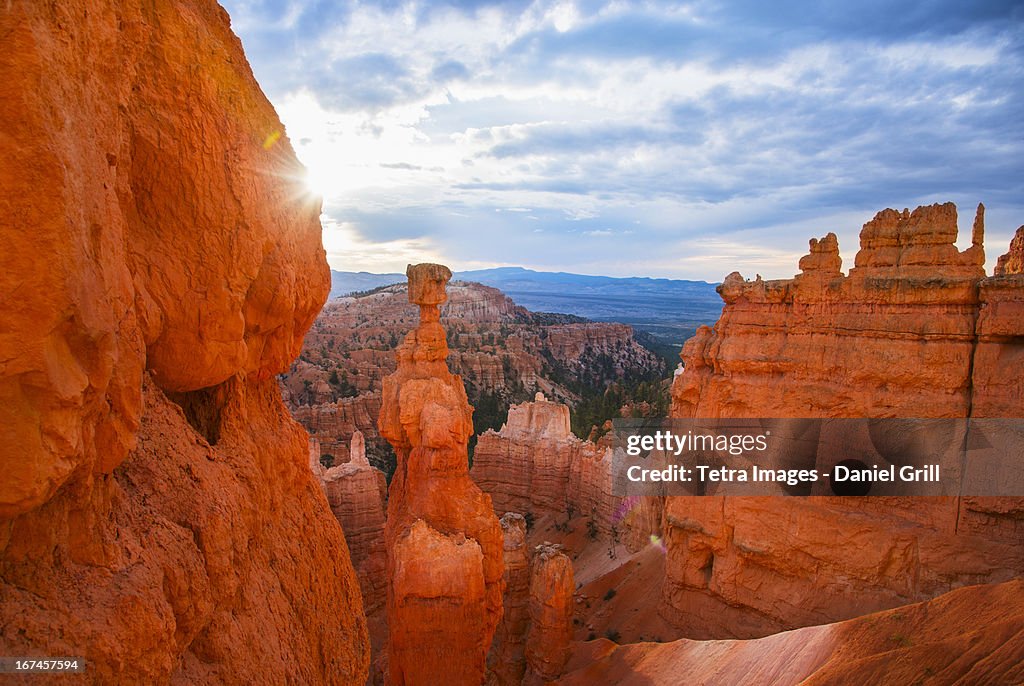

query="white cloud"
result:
[321,218,448,273]
[224,0,1024,280]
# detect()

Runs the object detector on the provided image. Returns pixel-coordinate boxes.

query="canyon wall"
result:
[664,203,1024,638]
[472,395,620,536]
[380,265,504,685]
[0,0,368,682]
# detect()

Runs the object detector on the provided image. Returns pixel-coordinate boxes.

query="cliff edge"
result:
[0,0,368,682]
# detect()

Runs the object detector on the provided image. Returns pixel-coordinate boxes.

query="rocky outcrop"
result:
[473,395,657,545]
[994,225,1024,275]
[976,224,1024,417]
[665,202,1024,639]
[380,265,505,685]
[487,513,531,686]
[313,432,388,614]
[556,579,1024,686]
[293,392,387,468]
[524,544,575,685]
[0,0,368,682]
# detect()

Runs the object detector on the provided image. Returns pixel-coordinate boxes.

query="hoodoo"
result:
[379,264,505,685]
[523,544,575,685]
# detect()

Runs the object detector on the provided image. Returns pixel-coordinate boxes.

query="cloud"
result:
[221,0,1024,279]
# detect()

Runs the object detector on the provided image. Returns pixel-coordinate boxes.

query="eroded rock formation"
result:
[665,202,1024,639]
[312,431,388,614]
[487,513,531,686]
[472,395,617,533]
[0,0,368,682]
[994,225,1024,276]
[524,544,575,685]
[380,264,504,685]
[557,578,1024,686]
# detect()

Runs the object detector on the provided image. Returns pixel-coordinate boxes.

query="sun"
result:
[301,159,332,199]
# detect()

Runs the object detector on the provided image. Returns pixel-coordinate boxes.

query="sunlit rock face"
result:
[380,264,504,686]
[664,203,1024,639]
[994,225,1024,276]
[0,0,369,682]
[557,579,1024,686]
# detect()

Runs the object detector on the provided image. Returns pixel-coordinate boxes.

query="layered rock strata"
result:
[665,203,1024,639]
[0,0,368,681]
[380,264,505,685]
[472,395,617,533]
[487,513,531,686]
[312,432,388,614]
[523,544,575,685]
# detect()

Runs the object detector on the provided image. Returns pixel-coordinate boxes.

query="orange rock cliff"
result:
[0,0,368,682]
[379,264,505,685]
[663,202,1024,639]
[471,394,661,548]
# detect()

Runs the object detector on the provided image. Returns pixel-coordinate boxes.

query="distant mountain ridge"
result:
[329,266,723,349]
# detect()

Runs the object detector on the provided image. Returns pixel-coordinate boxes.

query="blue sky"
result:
[221,0,1024,280]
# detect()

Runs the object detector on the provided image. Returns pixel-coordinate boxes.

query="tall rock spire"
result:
[380,264,504,685]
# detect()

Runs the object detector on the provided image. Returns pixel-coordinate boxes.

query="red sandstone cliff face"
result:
[472,395,618,535]
[380,265,504,685]
[472,395,662,549]
[995,225,1024,276]
[0,0,368,682]
[664,202,1024,639]
[976,224,1024,417]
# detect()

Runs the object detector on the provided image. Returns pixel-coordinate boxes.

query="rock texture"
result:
[283,281,665,477]
[313,431,388,614]
[557,579,1024,686]
[977,224,1024,417]
[293,392,385,467]
[523,544,575,685]
[995,225,1024,275]
[665,202,1024,639]
[380,264,505,685]
[472,395,613,529]
[487,513,531,686]
[0,0,368,682]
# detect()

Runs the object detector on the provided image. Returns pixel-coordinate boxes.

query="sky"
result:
[221,0,1024,280]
